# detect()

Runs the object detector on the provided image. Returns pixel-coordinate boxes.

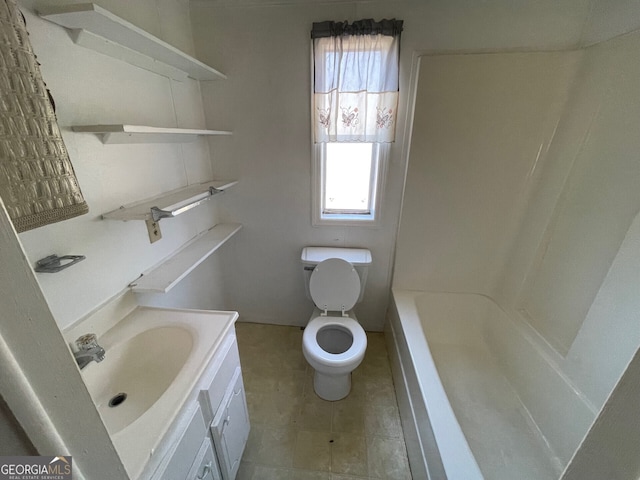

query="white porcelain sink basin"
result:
[83,326,193,435]
[75,306,238,478]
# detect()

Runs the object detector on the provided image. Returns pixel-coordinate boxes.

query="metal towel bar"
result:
[150,186,223,222]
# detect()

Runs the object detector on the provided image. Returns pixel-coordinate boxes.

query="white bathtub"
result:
[385,290,594,480]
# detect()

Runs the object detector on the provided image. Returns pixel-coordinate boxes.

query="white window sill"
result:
[312,213,381,227]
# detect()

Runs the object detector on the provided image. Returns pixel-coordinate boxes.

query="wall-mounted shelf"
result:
[103,180,238,222]
[130,223,242,293]
[72,125,232,144]
[38,3,226,82]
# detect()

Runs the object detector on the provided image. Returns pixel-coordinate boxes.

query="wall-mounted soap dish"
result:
[35,254,85,273]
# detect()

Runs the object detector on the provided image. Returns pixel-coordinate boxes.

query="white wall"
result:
[14,0,231,331]
[9,0,625,338]
[189,0,594,331]
[11,0,600,333]
[0,395,35,455]
[581,0,640,46]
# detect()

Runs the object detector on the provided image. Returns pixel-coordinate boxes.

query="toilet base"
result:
[313,370,351,401]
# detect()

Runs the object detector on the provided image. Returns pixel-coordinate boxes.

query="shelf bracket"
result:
[149,186,225,222]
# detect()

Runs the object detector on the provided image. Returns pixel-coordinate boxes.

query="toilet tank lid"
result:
[301,247,372,266]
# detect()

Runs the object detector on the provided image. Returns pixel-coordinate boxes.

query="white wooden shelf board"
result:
[39,3,226,81]
[131,223,242,294]
[72,125,232,144]
[102,180,238,221]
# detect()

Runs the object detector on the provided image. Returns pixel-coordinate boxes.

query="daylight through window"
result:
[323,143,375,214]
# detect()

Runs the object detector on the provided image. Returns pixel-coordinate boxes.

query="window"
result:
[310,19,402,226]
[313,142,387,226]
[324,143,375,214]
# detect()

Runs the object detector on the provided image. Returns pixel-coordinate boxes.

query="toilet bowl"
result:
[303,315,367,401]
[301,255,369,401]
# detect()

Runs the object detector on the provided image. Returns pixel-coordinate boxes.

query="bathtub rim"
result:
[388,288,484,480]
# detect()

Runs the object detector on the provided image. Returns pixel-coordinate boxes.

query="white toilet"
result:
[301,247,371,401]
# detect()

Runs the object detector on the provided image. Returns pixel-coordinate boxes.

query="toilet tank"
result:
[301,247,372,304]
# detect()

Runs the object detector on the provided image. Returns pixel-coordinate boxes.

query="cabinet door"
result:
[200,335,240,425]
[156,403,207,480]
[210,367,250,480]
[187,439,222,480]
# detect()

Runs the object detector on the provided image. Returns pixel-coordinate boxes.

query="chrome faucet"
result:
[74,333,105,370]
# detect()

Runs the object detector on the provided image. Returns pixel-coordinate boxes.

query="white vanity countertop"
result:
[80,306,238,479]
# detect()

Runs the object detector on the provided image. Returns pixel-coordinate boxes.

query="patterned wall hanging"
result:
[0,0,88,232]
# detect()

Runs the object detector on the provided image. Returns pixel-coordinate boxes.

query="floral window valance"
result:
[311,19,403,143]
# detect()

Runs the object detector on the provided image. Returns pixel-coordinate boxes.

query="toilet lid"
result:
[309,258,361,312]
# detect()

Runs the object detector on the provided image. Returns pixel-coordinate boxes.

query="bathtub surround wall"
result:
[14,0,230,331]
[496,30,640,409]
[393,51,582,296]
[393,9,640,480]
[189,0,600,332]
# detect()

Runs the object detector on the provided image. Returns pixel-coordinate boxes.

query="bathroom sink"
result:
[72,305,238,478]
[82,326,193,435]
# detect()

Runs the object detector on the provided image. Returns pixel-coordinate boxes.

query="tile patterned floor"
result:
[235,322,412,480]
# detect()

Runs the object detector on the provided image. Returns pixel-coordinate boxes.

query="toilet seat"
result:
[303,315,367,367]
[309,258,361,313]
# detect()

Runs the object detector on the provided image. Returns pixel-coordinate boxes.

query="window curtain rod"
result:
[311,19,403,39]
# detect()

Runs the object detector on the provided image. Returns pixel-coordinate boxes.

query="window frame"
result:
[311,142,388,227]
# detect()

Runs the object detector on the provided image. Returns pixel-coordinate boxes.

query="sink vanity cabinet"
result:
[151,328,249,480]
[154,403,213,479]
[68,304,249,480]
